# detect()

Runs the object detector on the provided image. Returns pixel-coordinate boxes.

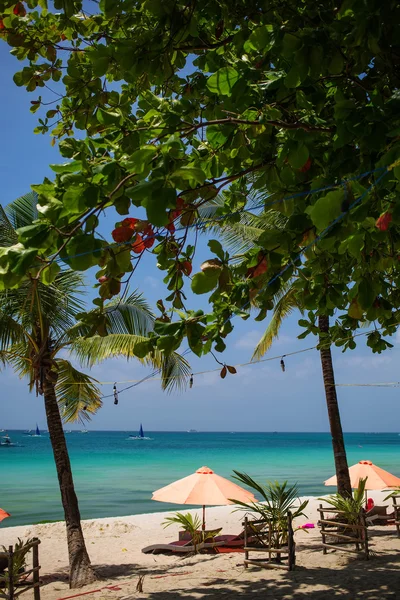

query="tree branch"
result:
[180,117,333,135]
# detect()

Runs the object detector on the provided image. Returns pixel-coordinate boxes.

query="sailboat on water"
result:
[128,424,152,440]
[30,424,42,437]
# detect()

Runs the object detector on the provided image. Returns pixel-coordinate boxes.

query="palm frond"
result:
[0,205,18,246]
[252,287,302,361]
[55,358,102,423]
[5,192,38,230]
[105,290,155,336]
[70,333,152,367]
[0,312,27,351]
[2,343,32,379]
[158,350,192,393]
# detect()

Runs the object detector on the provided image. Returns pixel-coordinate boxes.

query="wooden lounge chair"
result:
[141,539,225,554]
[213,521,265,547]
[365,505,395,525]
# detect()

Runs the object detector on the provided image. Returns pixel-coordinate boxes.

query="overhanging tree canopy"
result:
[1,0,400,358]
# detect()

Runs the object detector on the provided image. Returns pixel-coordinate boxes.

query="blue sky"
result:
[1,46,400,433]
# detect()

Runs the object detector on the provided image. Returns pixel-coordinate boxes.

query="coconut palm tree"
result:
[214,209,352,497]
[0,193,191,587]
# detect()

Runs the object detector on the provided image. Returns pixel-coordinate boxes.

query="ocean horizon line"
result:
[2,428,399,434]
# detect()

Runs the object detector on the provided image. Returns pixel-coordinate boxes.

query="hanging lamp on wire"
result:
[280,356,286,372]
[113,382,119,405]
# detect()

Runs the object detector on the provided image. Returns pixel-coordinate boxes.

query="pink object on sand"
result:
[300,523,315,529]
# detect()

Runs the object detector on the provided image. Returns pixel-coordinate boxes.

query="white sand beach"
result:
[1,491,399,600]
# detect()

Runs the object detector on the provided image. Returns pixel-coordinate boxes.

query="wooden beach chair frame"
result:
[141,539,226,554]
[365,504,395,526]
[0,539,41,600]
[243,513,295,571]
[318,505,369,559]
[392,495,400,537]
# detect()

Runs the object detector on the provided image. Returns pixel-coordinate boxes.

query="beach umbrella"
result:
[0,508,10,523]
[324,460,400,503]
[152,465,256,530]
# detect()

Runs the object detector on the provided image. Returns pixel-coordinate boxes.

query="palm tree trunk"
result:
[42,376,96,588]
[318,315,352,498]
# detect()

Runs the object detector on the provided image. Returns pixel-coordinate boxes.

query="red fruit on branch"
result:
[176,197,186,210]
[143,223,153,236]
[181,261,192,276]
[121,217,139,229]
[299,157,312,173]
[98,275,108,284]
[166,222,176,234]
[144,237,154,249]
[132,234,145,253]
[109,279,121,296]
[0,19,5,29]
[253,257,268,278]
[376,212,392,231]
[112,226,134,243]
[171,209,182,220]
[61,33,67,41]
[13,2,26,16]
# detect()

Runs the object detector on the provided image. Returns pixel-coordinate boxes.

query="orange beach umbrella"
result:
[152,466,256,529]
[324,460,400,503]
[0,508,10,523]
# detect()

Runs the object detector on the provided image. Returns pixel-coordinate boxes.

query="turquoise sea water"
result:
[1,431,399,528]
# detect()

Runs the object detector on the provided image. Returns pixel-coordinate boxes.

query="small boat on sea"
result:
[80,429,88,434]
[187,429,198,433]
[30,424,42,437]
[0,435,17,447]
[128,424,152,440]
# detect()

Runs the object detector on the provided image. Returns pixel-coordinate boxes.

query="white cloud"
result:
[143,275,159,289]
[235,329,262,350]
[335,354,390,370]
[235,329,295,350]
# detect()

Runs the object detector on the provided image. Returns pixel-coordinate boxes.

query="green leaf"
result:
[133,339,154,359]
[171,167,206,186]
[208,239,225,261]
[125,146,157,175]
[329,52,344,75]
[282,33,302,58]
[243,25,274,52]
[206,125,230,146]
[206,67,241,97]
[154,321,182,336]
[287,144,309,169]
[306,189,344,230]
[285,65,302,88]
[358,279,375,310]
[40,262,61,285]
[50,161,82,174]
[17,223,55,250]
[126,178,163,205]
[191,271,219,294]
[144,187,176,226]
[97,108,122,126]
[156,335,181,353]
[348,298,363,319]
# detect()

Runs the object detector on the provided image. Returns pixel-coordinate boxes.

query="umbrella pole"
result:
[365,489,368,508]
[202,505,205,531]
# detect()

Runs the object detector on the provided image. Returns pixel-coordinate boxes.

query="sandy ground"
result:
[1,491,399,600]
